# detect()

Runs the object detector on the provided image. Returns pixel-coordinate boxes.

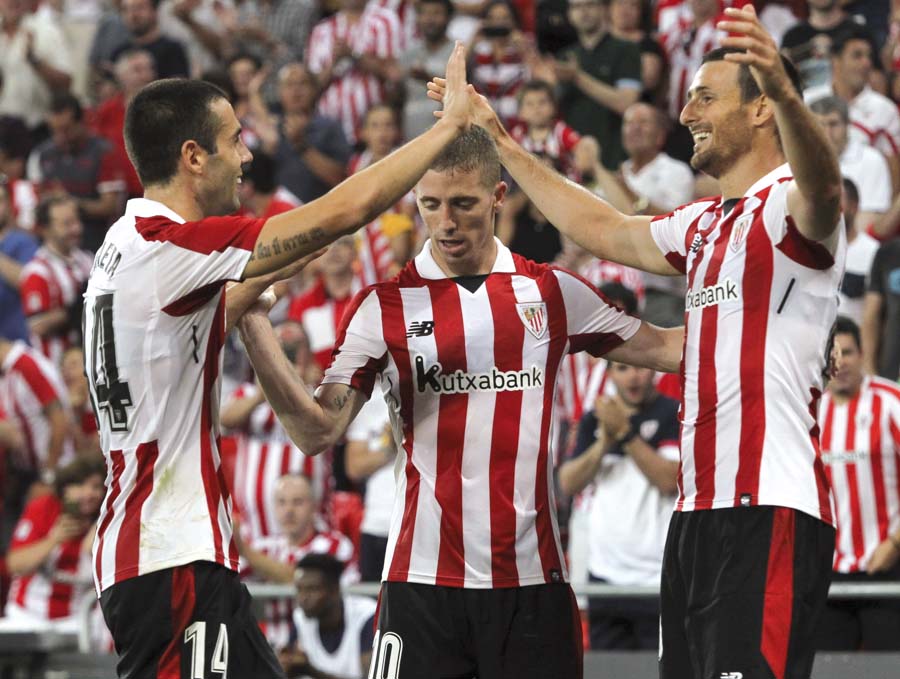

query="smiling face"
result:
[416,168,506,276]
[679,60,755,178]
[196,98,252,216]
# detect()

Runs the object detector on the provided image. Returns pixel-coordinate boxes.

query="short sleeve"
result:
[561,124,581,153]
[320,288,388,398]
[10,496,58,549]
[134,214,265,306]
[553,268,641,356]
[613,40,642,89]
[655,162,696,212]
[650,200,716,274]
[33,21,72,75]
[16,354,63,407]
[20,271,52,316]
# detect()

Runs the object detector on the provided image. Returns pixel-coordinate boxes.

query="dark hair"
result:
[833,315,861,350]
[54,454,106,499]
[830,25,874,57]
[36,194,77,229]
[418,0,454,17]
[841,176,859,205]
[430,125,501,187]
[114,46,154,67]
[518,79,557,106]
[701,47,803,102]
[50,93,83,122]
[598,282,639,316]
[809,95,849,124]
[245,151,278,194]
[124,78,228,187]
[295,553,345,587]
[482,0,521,27]
[362,103,400,128]
[0,116,32,160]
[227,51,263,71]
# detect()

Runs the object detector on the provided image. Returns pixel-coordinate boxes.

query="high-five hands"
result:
[439,42,478,132]
[427,67,505,138]
[717,4,797,103]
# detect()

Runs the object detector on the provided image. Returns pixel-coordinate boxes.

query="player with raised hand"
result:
[430,5,845,678]
[84,43,474,679]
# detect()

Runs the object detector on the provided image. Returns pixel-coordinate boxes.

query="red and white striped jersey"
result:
[288,277,362,372]
[819,377,900,573]
[848,86,900,159]
[659,17,725,119]
[372,0,417,47]
[306,5,403,144]
[578,257,646,307]
[9,178,38,231]
[85,198,265,593]
[650,164,847,523]
[469,40,530,123]
[8,494,92,620]
[0,340,71,471]
[20,246,93,368]
[244,529,356,649]
[227,382,330,540]
[321,239,640,588]
[508,120,581,178]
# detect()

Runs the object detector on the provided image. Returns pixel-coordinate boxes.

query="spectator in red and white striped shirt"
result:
[0,336,72,478]
[816,317,900,650]
[306,0,405,144]
[2,455,104,631]
[20,195,94,370]
[235,473,356,649]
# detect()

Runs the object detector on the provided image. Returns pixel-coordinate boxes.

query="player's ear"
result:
[181,139,208,177]
[493,181,508,210]
[752,93,775,130]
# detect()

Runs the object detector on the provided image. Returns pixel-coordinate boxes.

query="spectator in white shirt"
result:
[836,177,880,326]
[812,95,892,230]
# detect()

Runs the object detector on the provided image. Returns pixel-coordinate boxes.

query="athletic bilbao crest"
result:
[516,302,548,339]
[730,214,752,252]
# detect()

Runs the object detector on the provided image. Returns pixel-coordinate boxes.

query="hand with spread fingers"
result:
[717,3,796,102]
[427,73,505,138]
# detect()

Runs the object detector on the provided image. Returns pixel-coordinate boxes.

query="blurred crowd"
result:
[1,0,900,671]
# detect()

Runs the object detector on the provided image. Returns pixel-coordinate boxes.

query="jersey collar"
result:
[742,163,792,199]
[125,198,187,224]
[414,237,515,280]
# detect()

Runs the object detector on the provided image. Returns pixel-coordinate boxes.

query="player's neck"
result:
[829,383,862,405]
[288,523,316,547]
[832,78,864,102]
[717,146,785,201]
[143,186,204,222]
[45,241,72,260]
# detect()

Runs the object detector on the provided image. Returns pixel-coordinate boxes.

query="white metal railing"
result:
[68,581,900,653]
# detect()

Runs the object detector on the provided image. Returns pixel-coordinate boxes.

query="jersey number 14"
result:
[86,294,133,432]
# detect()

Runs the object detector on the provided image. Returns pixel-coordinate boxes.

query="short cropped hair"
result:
[701,47,803,102]
[54,454,106,499]
[830,25,874,57]
[809,96,849,124]
[429,125,501,188]
[36,194,76,229]
[50,93,83,122]
[833,315,861,351]
[295,553,345,587]
[418,0,454,17]
[518,79,557,106]
[124,78,228,187]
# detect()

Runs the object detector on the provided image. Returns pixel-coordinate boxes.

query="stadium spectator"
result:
[559,361,679,650]
[0,0,73,134]
[237,125,682,678]
[498,185,563,263]
[508,79,583,179]
[400,0,455,140]
[288,237,361,372]
[349,105,415,286]
[237,151,301,220]
[0,335,72,480]
[222,324,329,541]
[0,117,38,231]
[19,196,93,369]
[233,0,319,62]
[608,0,667,106]
[812,95,892,229]
[449,6,846,675]
[257,62,350,204]
[88,0,131,80]
[837,178,880,325]
[305,0,404,145]
[862,237,900,379]
[781,0,880,98]
[280,553,376,679]
[226,52,267,148]
[344,387,395,582]
[0,182,38,344]
[829,26,900,193]
[159,0,228,77]
[89,47,156,199]
[27,94,127,253]
[1,455,104,631]
[553,0,642,170]
[816,317,900,650]
[60,346,99,456]
[235,473,355,649]
[84,52,474,676]
[111,0,190,79]
[467,1,536,125]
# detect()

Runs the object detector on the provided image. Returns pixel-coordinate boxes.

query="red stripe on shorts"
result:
[761,507,795,679]
[157,564,197,679]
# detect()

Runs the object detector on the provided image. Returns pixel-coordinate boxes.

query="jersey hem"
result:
[94,550,238,594]
[675,497,834,527]
[383,572,559,589]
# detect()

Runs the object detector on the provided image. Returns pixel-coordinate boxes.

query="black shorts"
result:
[369,581,582,679]
[99,560,284,679]
[660,506,834,679]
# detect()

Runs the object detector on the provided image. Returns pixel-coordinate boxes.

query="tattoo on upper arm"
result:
[332,387,352,411]
[250,227,329,264]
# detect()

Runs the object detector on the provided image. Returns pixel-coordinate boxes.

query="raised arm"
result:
[604,323,684,374]
[237,310,367,455]
[718,4,842,243]
[242,43,472,279]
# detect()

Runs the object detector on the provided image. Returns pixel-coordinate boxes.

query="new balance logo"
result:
[685,278,740,311]
[406,320,435,338]
[720,673,743,679]
[690,233,704,253]
[415,355,544,394]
